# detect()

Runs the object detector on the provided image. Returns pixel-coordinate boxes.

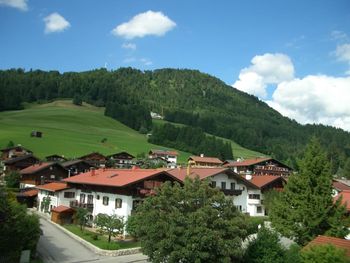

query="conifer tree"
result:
[270,138,349,245]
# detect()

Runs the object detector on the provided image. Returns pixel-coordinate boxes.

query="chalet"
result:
[3,154,39,172]
[79,152,106,167]
[36,182,73,211]
[19,162,68,189]
[45,154,67,163]
[16,188,39,208]
[106,152,135,168]
[188,155,223,167]
[224,157,292,177]
[149,149,178,165]
[0,145,32,160]
[59,168,183,223]
[167,167,269,216]
[303,236,350,257]
[61,159,93,176]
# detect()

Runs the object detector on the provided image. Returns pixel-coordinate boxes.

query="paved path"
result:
[37,218,148,263]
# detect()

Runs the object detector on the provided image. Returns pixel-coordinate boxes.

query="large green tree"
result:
[94,213,124,243]
[270,138,349,245]
[132,177,248,263]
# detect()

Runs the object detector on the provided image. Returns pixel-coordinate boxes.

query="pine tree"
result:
[270,138,349,245]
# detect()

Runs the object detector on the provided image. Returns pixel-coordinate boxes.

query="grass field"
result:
[153,119,265,159]
[0,100,263,163]
[0,100,191,162]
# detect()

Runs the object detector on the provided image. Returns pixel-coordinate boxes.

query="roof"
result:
[79,152,106,159]
[62,159,92,167]
[17,189,38,197]
[1,145,31,153]
[45,154,67,160]
[225,157,272,167]
[250,175,285,189]
[51,205,75,213]
[333,180,350,192]
[20,162,56,174]
[149,149,178,156]
[36,182,70,192]
[106,151,135,159]
[334,190,350,212]
[304,235,350,257]
[64,168,181,187]
[167,167,258,189]
[189,156,223,164]
[3,154,39,164]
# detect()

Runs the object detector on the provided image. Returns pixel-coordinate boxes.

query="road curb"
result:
[35,211,142,256]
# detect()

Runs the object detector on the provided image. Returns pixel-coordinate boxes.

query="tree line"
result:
[149,123,233,160]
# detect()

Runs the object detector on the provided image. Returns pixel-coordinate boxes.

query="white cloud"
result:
[122,43,136,50]
[233,53,294,98]
[0,0,27,11]
[140,58,152,66]
[123,57,153,66]
[43,12,71,34]
[335,43,350,62]
[331,30,348,41]
[112,10,176,39]
[267,75,350,131]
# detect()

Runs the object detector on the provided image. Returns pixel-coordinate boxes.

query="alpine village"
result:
[1,2,350,263]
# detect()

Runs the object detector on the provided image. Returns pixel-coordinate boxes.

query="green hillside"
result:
[0,100,193,162]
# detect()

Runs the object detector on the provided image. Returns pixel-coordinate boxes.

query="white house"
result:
[149,149,178,167]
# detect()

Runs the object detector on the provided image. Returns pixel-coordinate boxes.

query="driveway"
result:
[37,217,148,263]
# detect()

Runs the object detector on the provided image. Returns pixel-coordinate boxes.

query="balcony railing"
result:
[248,199,261,205]
[221,189,243,196]
[70,200,94,212]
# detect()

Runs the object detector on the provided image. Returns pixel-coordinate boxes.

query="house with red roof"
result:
[53,168,183,222]
[167,167,276,216]
[224,157,292,177]
[78,152,107,167]
[149,149,178,166]
[334,190,350,215]
[304,236,350,257]
[188,155,223,167]
[19,162,68,189]
[0,145,32,160]
[106,151,135,168]
[332,179,350,196]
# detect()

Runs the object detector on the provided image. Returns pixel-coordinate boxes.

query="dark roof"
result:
[225,157,292,170]
[1,145,31,153]
[20,162,65,175]
[149,149,178,156]
[61,159,93,167]
[79,152,106,159]
[45,154,67,160]
[3,154,39,164]
[106,151,135,159]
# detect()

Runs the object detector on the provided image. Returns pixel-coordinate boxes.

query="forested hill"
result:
[1,68,350,171]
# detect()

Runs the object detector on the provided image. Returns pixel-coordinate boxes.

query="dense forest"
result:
[149,123,233,160]
[1,67,350,171]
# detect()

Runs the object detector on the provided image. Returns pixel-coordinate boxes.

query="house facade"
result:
[106,152,135,168]
[188,155,223,167]
[3,154,39,172]
[149,149,178,166]
[0,145,32,160]
[79,152,106,167]
[19,162,68,189]
[224,157,292,177]
[61,159,93,176]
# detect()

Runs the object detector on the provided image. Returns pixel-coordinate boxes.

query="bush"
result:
[4,171,21,188]
[301,244,350,263]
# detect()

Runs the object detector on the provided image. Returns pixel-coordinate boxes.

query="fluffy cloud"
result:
[121,43,136,50]
[233,53,294,98]
[0,0,27,11]
[267,75,350,131]
[43,13,71,34]
[335,43,350,74]
[112,10,176,39]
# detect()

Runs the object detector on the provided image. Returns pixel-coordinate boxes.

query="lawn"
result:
[63,224,140,250]
[0,100,191,163]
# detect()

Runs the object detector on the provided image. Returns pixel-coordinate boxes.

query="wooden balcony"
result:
[69,200,94,212]
[221,189,243,196]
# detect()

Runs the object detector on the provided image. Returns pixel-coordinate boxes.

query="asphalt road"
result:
[37,218,148,263]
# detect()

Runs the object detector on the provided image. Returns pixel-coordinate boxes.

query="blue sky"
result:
[1,0,350,131]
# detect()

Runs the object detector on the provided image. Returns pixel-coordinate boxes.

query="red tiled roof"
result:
[189,156,223,165]
[64,168,180,187]
[334,190,350,212]
[20,162,54,174]
[22,189,38,197]
[51,205,74,213]
[250,175,285,188]
[304,235,350,257]
[333,180,350,192]
[226,157,272,167]
[150,149,178,156]
[36,182,70,192]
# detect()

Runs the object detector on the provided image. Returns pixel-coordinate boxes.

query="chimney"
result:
[245,171,252,180]
[200,154,204,158]
[91,168,95,176]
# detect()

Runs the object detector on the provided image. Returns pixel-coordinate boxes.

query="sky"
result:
[1,0,350,131]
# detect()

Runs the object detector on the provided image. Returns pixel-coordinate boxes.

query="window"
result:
[80,193,86,203]
[230,182,236,190]
[249,194,260,199]
[48,192,54,196]
[87,195,94,204]
[236,205,242,211]
[211,181,216,188]
[103,196,109,206]
[257,206,262,213]
[64,192,75,198]
[96,195,100,200]
[115,198,122,209]
[221,182,226,190]
[50,174,55,179]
